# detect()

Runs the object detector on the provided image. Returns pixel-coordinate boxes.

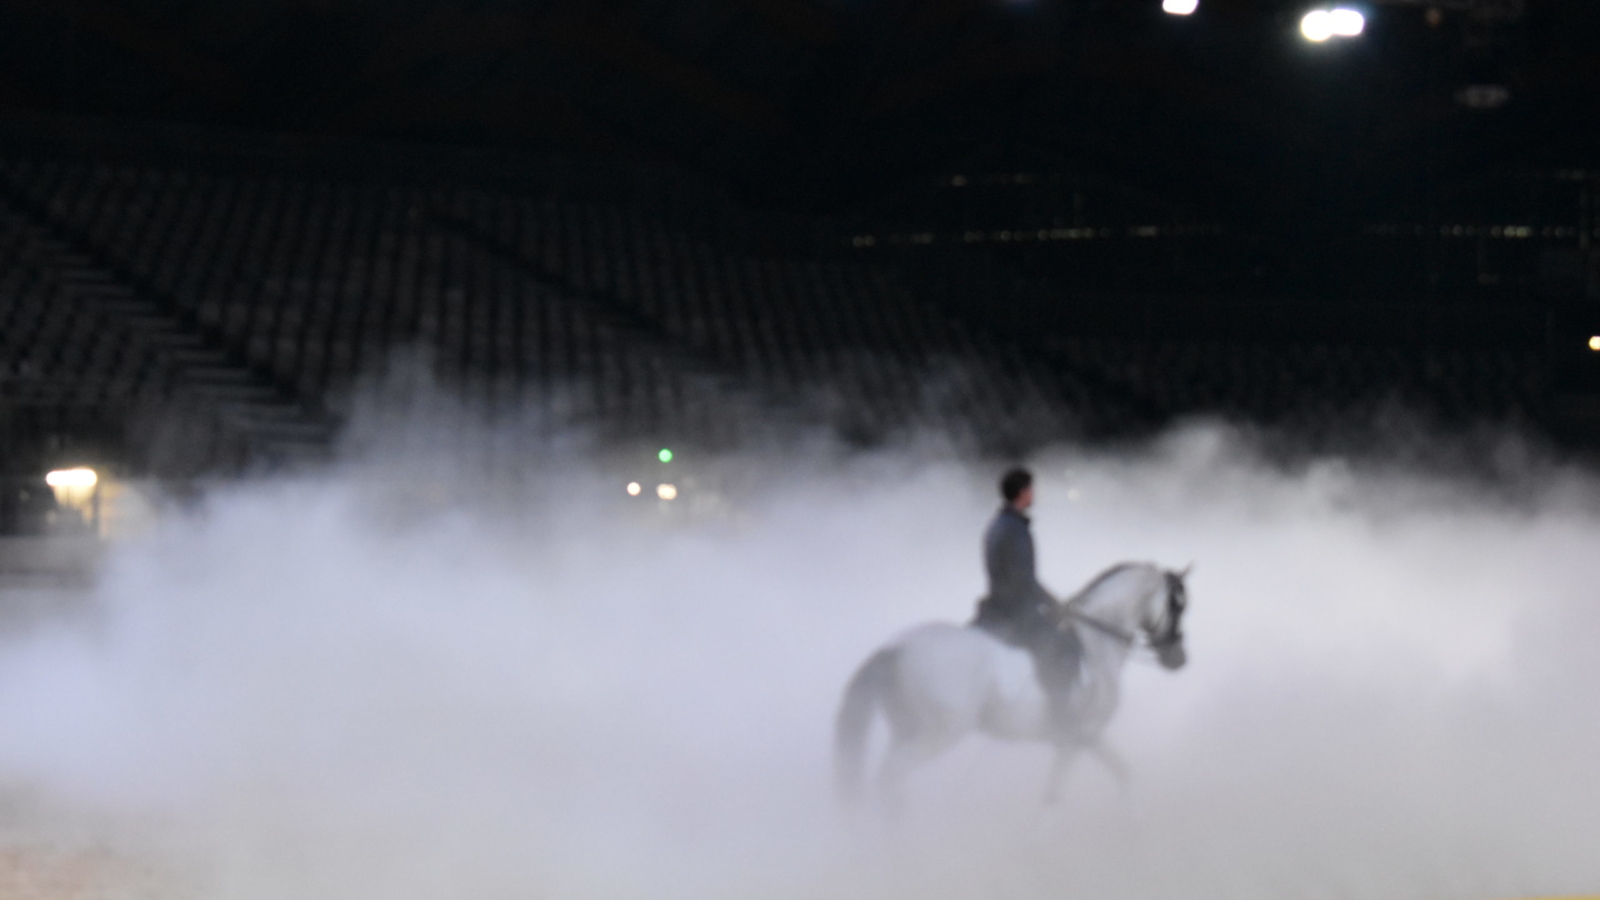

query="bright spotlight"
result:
[45,468,98,489]
[1328,7,1364,36]
[1300,9,1334,41]
[658,448,674,464]
[657,484,678,501]
[1588,336,1600,352]
[627,482,642,496]
[1162,0,1198,15]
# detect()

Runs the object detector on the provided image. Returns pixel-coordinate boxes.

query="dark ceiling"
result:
[0,0,1595,220]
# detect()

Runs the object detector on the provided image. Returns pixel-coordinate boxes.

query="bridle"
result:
[1148,571,1188,652]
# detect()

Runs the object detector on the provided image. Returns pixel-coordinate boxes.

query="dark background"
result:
[2,0,1599,503]
[1,1,1593,220]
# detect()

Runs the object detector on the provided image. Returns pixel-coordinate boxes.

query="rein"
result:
[1058,605,1138,645]
[1058,588,1183,655]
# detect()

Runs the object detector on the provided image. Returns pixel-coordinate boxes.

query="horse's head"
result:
[1065,560,1192,668]
[1146,564,1190,670]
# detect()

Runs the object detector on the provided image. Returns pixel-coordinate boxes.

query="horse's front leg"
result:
[1089,739,1132,797]
[1044,744,1082,806]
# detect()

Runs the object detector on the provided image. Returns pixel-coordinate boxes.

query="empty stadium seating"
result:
[0,142,1558,484]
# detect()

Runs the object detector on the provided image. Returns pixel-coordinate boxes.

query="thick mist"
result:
[0,419,1597,900]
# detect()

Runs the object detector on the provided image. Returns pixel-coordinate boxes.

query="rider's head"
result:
[1000,467,1034,511]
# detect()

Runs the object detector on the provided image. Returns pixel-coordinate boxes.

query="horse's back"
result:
[884,622,1042,734]
[889,622,1000,673]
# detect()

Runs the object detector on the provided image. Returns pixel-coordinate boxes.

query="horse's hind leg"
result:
[876,730,957,816]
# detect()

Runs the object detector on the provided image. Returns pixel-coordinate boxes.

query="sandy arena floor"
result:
[0,844,166,900]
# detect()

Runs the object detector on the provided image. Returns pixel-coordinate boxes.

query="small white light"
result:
[1162,0,1198,15]
[45,468,98,489]
[657,484,678,501]
[1301,9,1334,41]
[1588,336,1600,352]
[627,482,642,496]
[1456,84,1511,110]
[1328,7,1364,36]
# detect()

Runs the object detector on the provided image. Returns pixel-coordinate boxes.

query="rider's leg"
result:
[1035,628,1083,732]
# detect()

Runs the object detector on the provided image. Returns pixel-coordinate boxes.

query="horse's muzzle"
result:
[1156,643,1187,670]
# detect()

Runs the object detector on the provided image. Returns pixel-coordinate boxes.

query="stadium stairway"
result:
[0,173,333,470]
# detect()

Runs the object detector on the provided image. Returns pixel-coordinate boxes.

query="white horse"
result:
[834,561,1190,807]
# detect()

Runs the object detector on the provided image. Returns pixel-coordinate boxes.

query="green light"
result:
[658,448,674,463]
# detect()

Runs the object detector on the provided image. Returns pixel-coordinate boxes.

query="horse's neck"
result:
[1075,619,1136,669]
[1075,568,1156,635]
[1072,569,1157,667]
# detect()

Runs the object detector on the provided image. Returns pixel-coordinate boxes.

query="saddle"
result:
[969,596,1085,706]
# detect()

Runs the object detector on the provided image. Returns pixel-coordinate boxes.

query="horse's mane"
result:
[1062,561,1150,609]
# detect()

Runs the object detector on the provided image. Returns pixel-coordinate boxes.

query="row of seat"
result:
[1050,336,1544,429]
[0,157,1100,450]
[0,151,1558,476]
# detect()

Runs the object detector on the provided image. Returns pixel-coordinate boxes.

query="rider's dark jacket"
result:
[978,505,1054,630]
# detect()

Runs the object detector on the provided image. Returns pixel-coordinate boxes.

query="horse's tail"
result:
[834,646,897,804]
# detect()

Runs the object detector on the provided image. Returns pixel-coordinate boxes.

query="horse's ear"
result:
[1179,562,1194,579]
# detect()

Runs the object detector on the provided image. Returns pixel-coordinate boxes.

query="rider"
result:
[973,467,1082,724]
[975,468,1053,638]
